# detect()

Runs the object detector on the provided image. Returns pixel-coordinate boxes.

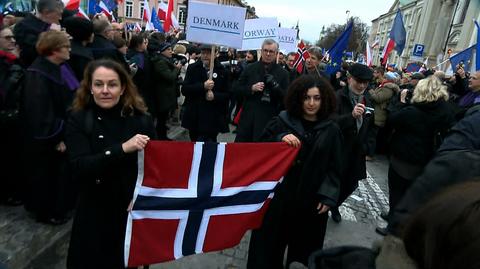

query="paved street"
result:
[150,125,389,269]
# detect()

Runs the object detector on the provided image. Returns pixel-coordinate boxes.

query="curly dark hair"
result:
[284,75,336,120]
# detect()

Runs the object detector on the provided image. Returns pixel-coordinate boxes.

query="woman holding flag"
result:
[247,75,343,268]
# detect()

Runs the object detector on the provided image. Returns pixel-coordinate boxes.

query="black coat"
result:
[261,111,343,207]
[127,50,155,114]
[387,100,455,166]
[13,13,50,67]
[65,105,156,269]
[334,87,374,202]
[68,40,93,82]
[89,35,129,72]
[248,111,343,267]
[21,56,76,217]
[181,60,229,134]
[150,54,180,113]
[233,61,289,142]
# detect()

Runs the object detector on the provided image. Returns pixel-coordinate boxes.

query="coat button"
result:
[105,150,111,156]
[96,179,101,184]
[97,116,102,120]
[98,135,104,139]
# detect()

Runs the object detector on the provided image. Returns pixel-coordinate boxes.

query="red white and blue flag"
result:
[124,141,299,267]
[381,9,406,66]
[293,40,310,74]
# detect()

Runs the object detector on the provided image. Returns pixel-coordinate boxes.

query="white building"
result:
[370,0,480,70]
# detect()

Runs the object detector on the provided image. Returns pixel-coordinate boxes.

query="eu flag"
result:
[449,45,475,71]
[151,7,164,32]
[325,21,353,75]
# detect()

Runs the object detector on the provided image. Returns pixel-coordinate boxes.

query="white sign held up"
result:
[241,18,278,51]
[278,28,297,53]
[186,1,246,49]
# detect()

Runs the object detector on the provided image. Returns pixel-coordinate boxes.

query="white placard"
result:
[241,18,278,51]
[278,28,297,53]
[186,1,246,49]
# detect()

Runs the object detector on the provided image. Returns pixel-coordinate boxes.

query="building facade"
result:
[369,0,480,70]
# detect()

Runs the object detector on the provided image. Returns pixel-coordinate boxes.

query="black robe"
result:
[66,105,156,269]
[247,111,343,268]
[21,56,76,218]
[181,60,229,135]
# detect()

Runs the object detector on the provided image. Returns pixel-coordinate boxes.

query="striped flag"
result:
[381,9,406,66]
[293,40,310,74]
[124,141,299,267]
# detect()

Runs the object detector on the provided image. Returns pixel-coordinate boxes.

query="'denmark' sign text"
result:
[241,18,278,51]
[186,1,246,49]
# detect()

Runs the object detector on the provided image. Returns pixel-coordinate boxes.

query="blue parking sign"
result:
[412,44,425,57]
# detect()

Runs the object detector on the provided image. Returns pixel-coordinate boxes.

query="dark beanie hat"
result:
[63,17,94,42]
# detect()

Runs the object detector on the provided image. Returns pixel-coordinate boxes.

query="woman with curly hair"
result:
[247,75,344,268]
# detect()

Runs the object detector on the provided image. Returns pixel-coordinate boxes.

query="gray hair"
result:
[36,0,64,13]
[262,38,279,51]
[93,19,111,35]
[307,46,322,59]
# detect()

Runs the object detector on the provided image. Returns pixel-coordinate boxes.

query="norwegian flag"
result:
[124,141,299,267]
[293,40,310,74]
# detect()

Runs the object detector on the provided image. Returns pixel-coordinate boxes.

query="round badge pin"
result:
[212,73,218,78]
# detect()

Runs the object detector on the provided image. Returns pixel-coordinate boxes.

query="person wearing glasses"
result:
[0,26,23,206]
[21,30,78,225]
[330,63,374,223]
[233,38,289,142]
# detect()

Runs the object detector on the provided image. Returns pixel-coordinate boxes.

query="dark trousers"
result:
[387,166,414,215]
[366,125,379,156]
[188,130,218,142]
[247,197,328,268]
[155,110,170,140]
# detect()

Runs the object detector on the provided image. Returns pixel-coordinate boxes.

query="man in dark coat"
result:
[331,63,374,222]
[89,19,129,71]
[181,45,229,142]
[13,0,64,67]
[233,38,289,142]
[63,17,94,82]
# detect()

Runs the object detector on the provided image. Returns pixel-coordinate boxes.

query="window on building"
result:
[458,0,470,24]
[178,5,187,25]
[140,2,145,19]
[125,0,133,18]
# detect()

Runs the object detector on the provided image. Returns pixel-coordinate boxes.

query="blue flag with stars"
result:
[449,45,474,71]
[325,21,354,75]
[151,7,164,32]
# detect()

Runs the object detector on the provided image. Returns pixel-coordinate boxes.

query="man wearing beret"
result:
[331,63,374,222]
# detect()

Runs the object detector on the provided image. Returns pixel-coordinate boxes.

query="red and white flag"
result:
[98,1,113,20]
[158,1,180,32]
[366,40,373,67]
[76,7,89,20]
[63,0,80,10]
[124,141,299,267]
[142,0,151,22]
[293,40,310,74]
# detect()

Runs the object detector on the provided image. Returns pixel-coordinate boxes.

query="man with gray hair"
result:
[233,38,289,142]
[13,0,64,66]
[89,18,129,71]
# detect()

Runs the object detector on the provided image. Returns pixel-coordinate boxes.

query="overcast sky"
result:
[246,0,396,43]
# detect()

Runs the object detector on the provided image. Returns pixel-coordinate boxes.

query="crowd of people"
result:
[1,1,480,268]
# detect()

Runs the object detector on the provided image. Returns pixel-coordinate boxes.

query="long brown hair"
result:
[72,59,147,115]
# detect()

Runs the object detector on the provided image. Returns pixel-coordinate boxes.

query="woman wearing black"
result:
[65,59,156,268]
[247,75,343,268]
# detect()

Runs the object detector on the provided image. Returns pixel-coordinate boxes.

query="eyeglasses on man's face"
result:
[262,49,277,55]
[0,35,15,40]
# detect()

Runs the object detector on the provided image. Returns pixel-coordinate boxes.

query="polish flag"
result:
[99,1,113,20]
[63,0,80,10]
[76,7,90,20]
[158,1,180,31]
[163,0,173,32]
[366,40,373,67]
[142,0,151,22]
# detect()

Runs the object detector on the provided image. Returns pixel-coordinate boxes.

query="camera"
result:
[364,107,375,116]
[261,74,281,103]
[172,54,188,66]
